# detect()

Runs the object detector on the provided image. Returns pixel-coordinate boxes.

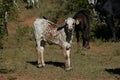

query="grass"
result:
[0,33,120,80]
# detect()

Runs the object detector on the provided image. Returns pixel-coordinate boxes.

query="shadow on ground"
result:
[27,61,65,69]
[105,68,120,75]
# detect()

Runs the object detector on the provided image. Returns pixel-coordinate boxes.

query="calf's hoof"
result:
[37,64,45,68]
[65,67,73,71]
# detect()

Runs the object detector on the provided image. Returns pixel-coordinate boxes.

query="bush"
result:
[66,0,88,12]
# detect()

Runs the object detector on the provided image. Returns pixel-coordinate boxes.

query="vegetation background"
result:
[0,0,120,80]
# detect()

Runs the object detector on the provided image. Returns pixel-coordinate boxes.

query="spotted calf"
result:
[34,17,75,71]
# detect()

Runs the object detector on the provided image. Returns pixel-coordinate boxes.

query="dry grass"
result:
[0,34,120,80]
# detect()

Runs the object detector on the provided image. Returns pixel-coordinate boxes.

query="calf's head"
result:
[57,17,75,31]
[65,17,75,31]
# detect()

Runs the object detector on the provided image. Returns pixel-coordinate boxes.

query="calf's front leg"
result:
[63,45,72,71]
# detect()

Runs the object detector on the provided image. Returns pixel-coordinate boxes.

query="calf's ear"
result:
[58,18,65,25]
[75,18,81,25]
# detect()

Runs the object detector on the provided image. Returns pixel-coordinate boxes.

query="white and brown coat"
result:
[34,17,75,70]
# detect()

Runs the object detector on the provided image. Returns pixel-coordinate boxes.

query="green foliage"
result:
[9,7,19,21]
[66,0,88,12]
[0,0,19,21]
[16,25,34,42]
[39,0,89,22]
[0,0,19,48]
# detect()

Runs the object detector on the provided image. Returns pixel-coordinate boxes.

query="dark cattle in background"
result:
[73,10,90,49]
[88,0,120,41]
